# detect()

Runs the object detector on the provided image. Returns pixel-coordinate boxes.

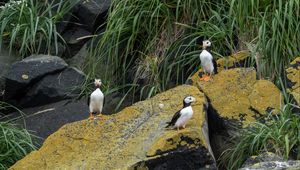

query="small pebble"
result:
[22,74,29,80]
[158,103,164,109]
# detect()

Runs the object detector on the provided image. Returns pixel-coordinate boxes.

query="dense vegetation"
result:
[221,104,300,169]
[0,102,37,170]
[0,0,78,57]
[86,0,300,99]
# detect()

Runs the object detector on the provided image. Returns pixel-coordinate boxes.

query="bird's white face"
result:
[94,79,102,87]
[184,96,196,104]
[202,40,211,49]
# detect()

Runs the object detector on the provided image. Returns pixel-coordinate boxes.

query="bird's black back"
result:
[213,58,218,74]
[165,110,181,128]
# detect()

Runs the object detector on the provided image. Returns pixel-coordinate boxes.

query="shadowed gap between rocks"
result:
[131,146,215,170]
[203,95,231,170]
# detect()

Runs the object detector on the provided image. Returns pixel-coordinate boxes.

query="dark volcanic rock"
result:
[63,27,91,45]
[11,99,88,144]
[4,55,68,101]
[74,0,111,32]
[132,146,216,170]
[19,67,85,107]
[39,41,66,58]
[0,46,19,100]
[63,27,91,57]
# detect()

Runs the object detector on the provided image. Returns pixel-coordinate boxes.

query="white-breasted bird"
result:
[165,95,196,131]
[199,40,217,81]
[88,79,105,119]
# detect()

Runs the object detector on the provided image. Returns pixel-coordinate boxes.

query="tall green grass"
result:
[84,0,300,101]
[0,0,79,57]
[220,104,300,170]
[85,0,236,99]
[0,101,37,169]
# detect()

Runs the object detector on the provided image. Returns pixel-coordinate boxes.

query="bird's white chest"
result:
[175,106,193,127]
[90,88,104,112]
[199,50,214,73]
[91,88,104,100]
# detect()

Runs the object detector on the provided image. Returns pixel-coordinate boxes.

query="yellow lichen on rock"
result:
[286,57,300,105]
[194,68,282,126]
[10,85,215,170]
[216,50,250,71]
[249,80,282,113]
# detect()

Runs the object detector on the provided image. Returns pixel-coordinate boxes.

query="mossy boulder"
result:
[190,68,282,127]
[10,85,216,170]
[189,67,282,160]
[286,57,300,105]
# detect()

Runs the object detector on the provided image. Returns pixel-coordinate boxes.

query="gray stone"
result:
[19,67,85,107]
[67,40,89,68]
[10,99,88,144]
[62,26,91,58]
[74,0,111,31]
[240,152,300,170]
[39,41,66,58]
[0,45,19,98]
[4,54,68,101]
[242,152,284,168]
[239,160,300,170]
[63,27,91,45]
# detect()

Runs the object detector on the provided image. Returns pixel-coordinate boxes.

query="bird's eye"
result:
[206,42,209,44]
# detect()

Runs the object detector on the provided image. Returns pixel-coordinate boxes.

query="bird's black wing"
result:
[212,58,218,74]
[103,95,105,108]
[165,110,182,128]
[87,95,90,106]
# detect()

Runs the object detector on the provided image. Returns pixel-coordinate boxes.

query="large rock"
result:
[62,26,91,58]
[10,85,216,169]
[240,153,300,170]
[19,67,85,107]
[67,40,90,68]
[286,57,300,105]
[4,55,68,101]
[63,27,91,45]
[190,68,282,128]
[9,99,88,144]
[239,161,300,170]
[241,152,284,168]
[74,0,111,32]
[188,67,282,159]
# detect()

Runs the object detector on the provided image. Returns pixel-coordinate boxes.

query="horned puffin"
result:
[199,40,218,81]
[165,95,196,131]
[88,79,105,119]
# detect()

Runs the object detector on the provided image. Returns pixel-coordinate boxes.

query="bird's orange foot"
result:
[203,76,211,81]
[200,75,209,81]
[89,113,95,120]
